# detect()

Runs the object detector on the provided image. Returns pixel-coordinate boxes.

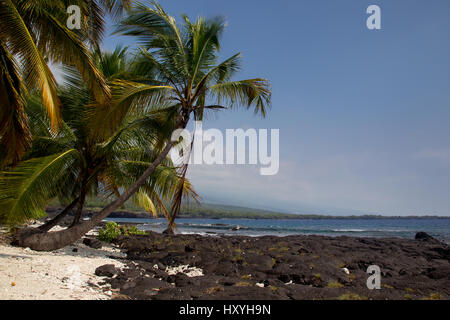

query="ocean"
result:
[106,217,450,243]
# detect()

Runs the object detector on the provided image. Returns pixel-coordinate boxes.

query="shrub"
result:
[98,221,146,242]
[123,225,147,237]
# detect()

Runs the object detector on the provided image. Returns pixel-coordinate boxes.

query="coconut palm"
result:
[1,46,197,244]
[15,2,271,250]
[0,0,134,168]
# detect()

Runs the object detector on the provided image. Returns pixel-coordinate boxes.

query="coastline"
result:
[107,217,450,244]
[85,208,450,220]
[1,222,448,300]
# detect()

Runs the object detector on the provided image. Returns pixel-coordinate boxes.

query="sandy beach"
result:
[0,233,126,300]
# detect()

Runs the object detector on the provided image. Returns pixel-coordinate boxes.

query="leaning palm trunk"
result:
[38,197,80,232]
[69,183,88,228]
[16,139,177,251]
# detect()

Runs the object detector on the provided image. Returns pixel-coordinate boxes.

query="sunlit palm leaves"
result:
[0,0,133,168]
[0,41,30,167]
[0,149,79,225]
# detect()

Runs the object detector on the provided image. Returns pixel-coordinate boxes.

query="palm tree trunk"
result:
[69,185,87,228]
[38,197,80,232]
[16,139,178,251]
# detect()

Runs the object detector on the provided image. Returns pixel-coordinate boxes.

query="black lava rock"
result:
[83,237,102,249]
[415,232,439,241]
[95,264,118,277]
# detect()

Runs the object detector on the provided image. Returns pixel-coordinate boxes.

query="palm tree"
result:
[14,2,271,251]
[0,0,134,168]
[2,46,197,247]
[0,92,196,229]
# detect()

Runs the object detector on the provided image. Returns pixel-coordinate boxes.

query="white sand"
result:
[165,265,203,277]
[0,237,126,300]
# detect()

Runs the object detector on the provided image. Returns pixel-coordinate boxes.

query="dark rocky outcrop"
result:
[95,264,119,277]
[83,237,103,249]
[415,232,438,241]
[100,232,450,300]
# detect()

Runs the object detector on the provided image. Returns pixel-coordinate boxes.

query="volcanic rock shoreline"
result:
[99,231,450,300]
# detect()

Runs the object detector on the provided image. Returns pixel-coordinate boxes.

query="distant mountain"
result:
[176,203,450,219]
[76,200,450,220]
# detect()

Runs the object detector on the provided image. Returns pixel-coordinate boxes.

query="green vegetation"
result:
[235,281,253,287]
[76,200,450,220]
[327,281,344,289]
[205,286,224,294]
[232,255,244,263]
[98,221,146,242]
[338,293,368,300]
[0,0,122,168]
[423,293,442,300]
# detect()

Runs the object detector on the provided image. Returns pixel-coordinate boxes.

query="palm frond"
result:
[185,15,226,85]
[0,40,30,168]
[115,1,189,78]
[195,53,241,92]
[209,79,271,117]
[88,80,174,137]
[131,189,157,217]
[0,0,61,130]
[99,0,135,20]
[32,8,111,103]
[0,149,79,226]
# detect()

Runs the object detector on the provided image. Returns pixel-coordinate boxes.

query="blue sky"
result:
[99,0,450,215]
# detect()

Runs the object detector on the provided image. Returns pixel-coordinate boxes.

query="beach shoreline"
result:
[1,222,449,300]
